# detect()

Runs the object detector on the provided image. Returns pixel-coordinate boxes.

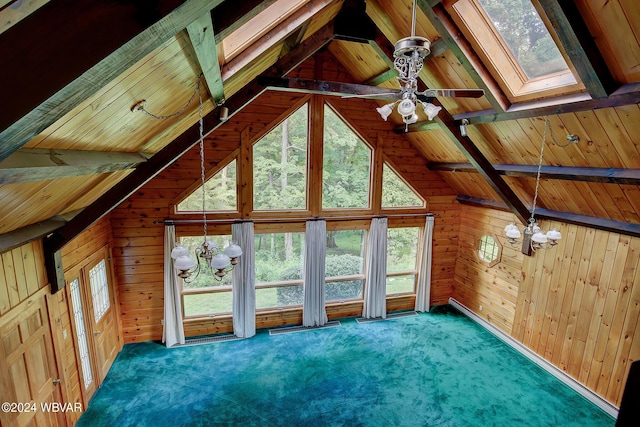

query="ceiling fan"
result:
[342,0,484,130]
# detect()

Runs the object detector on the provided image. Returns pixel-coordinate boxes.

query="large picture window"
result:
[386,227,420,295]
[325,229,366,302]
[255,231,305,310]
[179,235,233,317]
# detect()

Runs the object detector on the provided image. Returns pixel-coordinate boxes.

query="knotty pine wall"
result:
[454,205,640,407]
[110,51,460,344]
[0,216,117,425]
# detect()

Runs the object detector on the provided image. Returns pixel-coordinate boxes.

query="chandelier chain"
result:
[530,116,548,222]
[136,77,202,120]
[197,78,208,242]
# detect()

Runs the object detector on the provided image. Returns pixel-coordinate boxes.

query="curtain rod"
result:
[159,213,436,225]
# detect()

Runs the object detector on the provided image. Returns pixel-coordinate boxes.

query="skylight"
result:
[450,0,584,102]
[476,0,568,79]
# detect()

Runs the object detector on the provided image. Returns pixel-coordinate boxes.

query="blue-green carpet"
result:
[77,306,615,426]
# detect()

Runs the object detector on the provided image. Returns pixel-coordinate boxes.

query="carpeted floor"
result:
[77,306,615,426]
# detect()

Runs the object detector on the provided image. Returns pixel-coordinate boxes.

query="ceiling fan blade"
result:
[420,89,485,98]
[341,92,402,100]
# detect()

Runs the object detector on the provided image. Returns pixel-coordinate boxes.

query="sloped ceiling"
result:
[1,0,640,254]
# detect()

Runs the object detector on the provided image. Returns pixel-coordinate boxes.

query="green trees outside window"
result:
[322,106,372,209]
[253,105,308,211]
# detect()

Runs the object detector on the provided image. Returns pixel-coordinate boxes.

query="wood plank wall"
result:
[110,51,460,343]
[454,205,640,407]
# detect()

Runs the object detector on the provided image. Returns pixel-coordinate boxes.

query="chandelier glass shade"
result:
[504,117,562,252]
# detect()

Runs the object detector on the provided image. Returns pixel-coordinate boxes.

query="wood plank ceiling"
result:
[1,0,640,254]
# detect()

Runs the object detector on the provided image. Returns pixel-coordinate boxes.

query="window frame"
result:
[324,227,368,303]
[321,103,375,212]
[448,0,585,102]
[476,234,502,267]
[385,224,423,297]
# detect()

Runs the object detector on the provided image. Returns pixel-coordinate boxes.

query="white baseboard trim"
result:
[448,297,619,419]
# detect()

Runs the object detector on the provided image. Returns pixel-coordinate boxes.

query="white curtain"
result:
[363,217,388,319]
[303,220,328,327]
[415,215,435,312]
[163,224,185,347]
[232,221,256,338]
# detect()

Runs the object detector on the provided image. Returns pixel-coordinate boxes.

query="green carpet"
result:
[77,306,615,426]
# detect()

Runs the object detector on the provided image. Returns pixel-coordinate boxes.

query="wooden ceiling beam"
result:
[0,0,226,163]
[187,13,225,105]
[537,0,618,98]
[455,82,640,125]
[43,22,336,293]
[433,110,530,224]
[0,149,148,184]
[457,195,640,238]
[430,162,640,185]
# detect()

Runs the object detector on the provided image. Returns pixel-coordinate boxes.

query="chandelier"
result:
[132,74,242,280]
[172,77,242,280]
[504,117,561,252]
[376,0,441,129]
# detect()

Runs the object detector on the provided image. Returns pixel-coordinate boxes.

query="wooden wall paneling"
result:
[240,126,253,218]
[2,250,21,308]
[605,237,640,403]
[565,229,605,379]
[595,238,640,401]
[586,233,631,395]
[578,232,620,384]
[541,223,580,361]
[553,227,592,373]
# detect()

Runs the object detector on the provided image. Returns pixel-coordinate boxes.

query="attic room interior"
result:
[1,0,640,425]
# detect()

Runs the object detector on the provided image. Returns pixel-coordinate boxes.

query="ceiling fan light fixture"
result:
[421,102,442,120]
[405,113,419,125]
[397,98,417,116]
[376,102,397,121]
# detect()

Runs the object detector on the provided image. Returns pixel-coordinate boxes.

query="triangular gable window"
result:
[322,105,372,209]
[253,104,308,211]
[176,159,237,212]
[382,163,425,208]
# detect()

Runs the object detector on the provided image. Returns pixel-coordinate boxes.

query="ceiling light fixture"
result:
[132,75,242,279]
[504,117,561,253]
[376,0,441,130]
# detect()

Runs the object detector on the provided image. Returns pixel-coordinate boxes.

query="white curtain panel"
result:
[232,221,256,338]
[363,217,388,319]
[163,224,185,347]
[415,215,435,312]
[303,220,328,327]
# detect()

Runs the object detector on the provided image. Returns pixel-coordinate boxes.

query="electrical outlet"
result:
[479,305,483,311]
[63,329,68,339]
